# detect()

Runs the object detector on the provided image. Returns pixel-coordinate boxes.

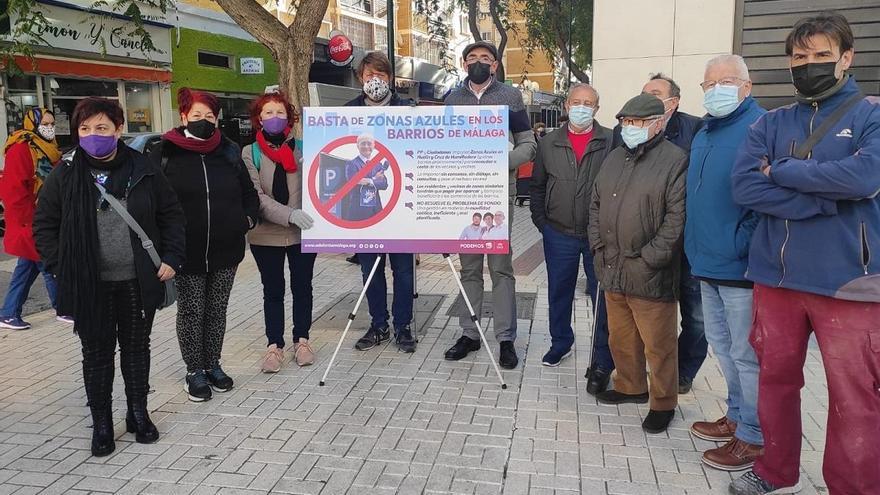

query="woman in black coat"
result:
[34,97,186,457]
[151,88,259,403]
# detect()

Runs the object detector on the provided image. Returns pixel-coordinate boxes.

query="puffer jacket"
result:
[732,76,880,302]
[588,133,688,301]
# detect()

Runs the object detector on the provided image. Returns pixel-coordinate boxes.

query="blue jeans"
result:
[678,257,707,381]
[543,225,611,368]
[358,253,414,329]
[700,282,762,445]
[0,257,57,318]
[250,244,317,348]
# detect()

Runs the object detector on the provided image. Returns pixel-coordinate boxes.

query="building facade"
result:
[0,0,174,156]
[591,0,879,119]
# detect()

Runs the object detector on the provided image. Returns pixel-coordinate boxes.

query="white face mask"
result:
[37,124,56,141]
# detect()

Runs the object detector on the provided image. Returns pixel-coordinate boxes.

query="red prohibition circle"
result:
[308,135,402,229]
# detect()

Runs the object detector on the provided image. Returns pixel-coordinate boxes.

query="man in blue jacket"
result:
[730,12,880,495]
[685,54,766,473]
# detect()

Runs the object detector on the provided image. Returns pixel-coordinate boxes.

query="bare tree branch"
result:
[213,0,288,57]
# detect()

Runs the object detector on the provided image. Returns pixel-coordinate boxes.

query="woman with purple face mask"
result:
[33,97,186,457]
[242,92,317,372]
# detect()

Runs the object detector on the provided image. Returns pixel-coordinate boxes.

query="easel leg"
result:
[319,256,383,386]
[443,254,507,389]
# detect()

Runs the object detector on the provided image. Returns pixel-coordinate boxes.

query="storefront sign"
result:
[5,1,172,64]
[240,57,264,74]
[328,31,354,67]
[301,105,510,254]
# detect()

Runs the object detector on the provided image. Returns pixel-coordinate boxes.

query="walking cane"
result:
[586,281,603,378]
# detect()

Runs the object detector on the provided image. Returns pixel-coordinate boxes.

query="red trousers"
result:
[750,284,880,494]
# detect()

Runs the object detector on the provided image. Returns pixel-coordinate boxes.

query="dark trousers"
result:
[677,256,707,381]
[358,253,413,329]
[751,284,880,493]
[175,267,237,372]
[79,279,154,409]
[542,225,607,356]
[250,244,317,348]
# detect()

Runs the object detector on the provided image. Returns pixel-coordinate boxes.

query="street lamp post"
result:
[387,0,395,79]
[567,0,573,89]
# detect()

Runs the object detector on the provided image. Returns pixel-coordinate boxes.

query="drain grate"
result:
[312,292,446,335]
[446,292,537,320]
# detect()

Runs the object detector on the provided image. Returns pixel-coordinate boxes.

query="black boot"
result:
[90,406,115,457]
[126,398,159,444]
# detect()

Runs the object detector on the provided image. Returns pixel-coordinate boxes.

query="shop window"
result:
[198,51,233,69]
[51,78,118,97]
[125,83,153,133]
[4,75,38,138]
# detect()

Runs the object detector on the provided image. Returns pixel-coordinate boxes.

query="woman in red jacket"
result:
[0,107,72,329]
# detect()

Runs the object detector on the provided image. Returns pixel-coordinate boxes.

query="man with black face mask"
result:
[730,12,880,495]
[442,41,537,370]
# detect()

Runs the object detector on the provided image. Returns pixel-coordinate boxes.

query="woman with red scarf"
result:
[242,92,317,372]
[151,88,259,402]
[0,107,72,329]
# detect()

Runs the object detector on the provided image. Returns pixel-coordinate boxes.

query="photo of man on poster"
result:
[342,133,390,221]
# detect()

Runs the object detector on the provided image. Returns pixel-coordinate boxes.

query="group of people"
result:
[0,9,875,495]
[459,210,507,240]
[530,11,879,495]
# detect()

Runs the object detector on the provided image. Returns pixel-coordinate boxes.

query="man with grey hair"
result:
[686,53,766,472]
[530,83,612,369]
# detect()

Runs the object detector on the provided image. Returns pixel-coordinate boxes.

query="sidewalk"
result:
[0,207,830,494]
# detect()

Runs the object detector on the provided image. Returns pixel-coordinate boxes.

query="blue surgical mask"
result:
[703,84,742,117]
[620,124,651,148]
[568,105,594,129]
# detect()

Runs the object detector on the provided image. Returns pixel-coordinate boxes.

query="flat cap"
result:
[463,41,499,61]
[615,93,666,120]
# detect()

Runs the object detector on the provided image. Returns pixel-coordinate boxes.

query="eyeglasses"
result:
[619,117,659,127]
[465,55,496,64]
[700,77,747,90]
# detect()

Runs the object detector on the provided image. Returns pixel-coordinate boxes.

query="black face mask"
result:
[468,62,492,85]
[186,119,216,139]
[791,61,840,97]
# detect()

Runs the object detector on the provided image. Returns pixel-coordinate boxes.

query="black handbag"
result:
[94,181,177,309]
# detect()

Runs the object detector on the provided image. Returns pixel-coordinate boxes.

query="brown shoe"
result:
[690,416,737,442]
[294,339,315,367]
[702,437,763,471]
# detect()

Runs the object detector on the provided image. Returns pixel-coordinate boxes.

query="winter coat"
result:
[685,96,766,282]
[530,123,612,238]
[731,76,880,302]
[588,133,688,301]
[151,134,260,274]
[242,136,304,247]
[33,146,186,315]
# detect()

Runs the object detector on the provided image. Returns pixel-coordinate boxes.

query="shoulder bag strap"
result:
[94,181,162,269]
[793,93,864,159]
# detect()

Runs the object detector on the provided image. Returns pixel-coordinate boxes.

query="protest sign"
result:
[301,105,510,254]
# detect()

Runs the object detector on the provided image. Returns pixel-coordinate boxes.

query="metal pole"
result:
[567,0,573,88]
[386,0,395,80]
[319,256,383,386]
[443,254,507,389]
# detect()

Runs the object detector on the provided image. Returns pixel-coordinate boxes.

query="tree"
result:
[415,0,512,82]
[521,0,592,84]
[3,0,328,136]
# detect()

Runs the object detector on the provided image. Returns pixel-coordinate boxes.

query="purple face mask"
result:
[261,116,288,135]
[79,134,118,159]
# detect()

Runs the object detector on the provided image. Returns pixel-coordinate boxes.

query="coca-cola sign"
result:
[328,31,354,67]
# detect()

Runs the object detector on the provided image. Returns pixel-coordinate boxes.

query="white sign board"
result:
[6,1,172,64]
[240,57,265,75]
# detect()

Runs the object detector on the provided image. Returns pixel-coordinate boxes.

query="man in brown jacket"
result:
[588,93,687,434]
